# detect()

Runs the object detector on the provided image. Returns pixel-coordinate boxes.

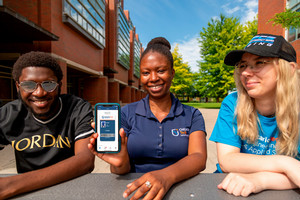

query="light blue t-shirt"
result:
[209,92,300,172]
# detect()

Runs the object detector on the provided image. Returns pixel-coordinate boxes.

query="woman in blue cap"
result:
[210,33,300,196]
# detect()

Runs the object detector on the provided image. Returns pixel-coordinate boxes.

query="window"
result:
[0,65,16,105]
[133,37,141,78]
[117,3,132,70]
[63,0,105,48]
[288,0,300,8]
[287,0,300,41]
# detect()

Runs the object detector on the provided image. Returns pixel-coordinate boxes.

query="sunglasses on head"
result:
[18,80,59,93]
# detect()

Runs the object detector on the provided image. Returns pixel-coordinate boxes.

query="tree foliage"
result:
[269,9,300,29]
[170,45,194,98]
[196,14,257,101]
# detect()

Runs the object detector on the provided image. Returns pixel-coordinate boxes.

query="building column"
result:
[83,76,108,106]
[131,88,135,102]
[57,59,67,94]
[108,81,119,103]
[120,85,131,104]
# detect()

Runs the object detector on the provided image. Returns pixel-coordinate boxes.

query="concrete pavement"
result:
[0,109,219,174]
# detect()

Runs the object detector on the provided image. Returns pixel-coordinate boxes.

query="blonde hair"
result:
[234,58,300,157]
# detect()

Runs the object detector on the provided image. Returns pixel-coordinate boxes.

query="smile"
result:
[246,82,259,87]
[30,99,50,107]
[34,100,47,105]
[148,84,164,92]
[149,85,163,89]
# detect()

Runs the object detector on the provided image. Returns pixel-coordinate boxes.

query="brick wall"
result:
[1,0,146,105]
[258,0,286,35]
[258,0,299,64]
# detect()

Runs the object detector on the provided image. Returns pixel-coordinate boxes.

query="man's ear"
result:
[15,81,20,93]
[58,81,62,89]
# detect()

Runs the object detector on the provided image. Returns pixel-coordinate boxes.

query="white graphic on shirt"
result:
[241,135,277,155]
[171,128,189,137]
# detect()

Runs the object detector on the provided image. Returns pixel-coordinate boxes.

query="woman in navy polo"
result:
[89,37,207,200]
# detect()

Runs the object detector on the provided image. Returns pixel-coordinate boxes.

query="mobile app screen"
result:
[96,105,119,152]
[100,120,115,141]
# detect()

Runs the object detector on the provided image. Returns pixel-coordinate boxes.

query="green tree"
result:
[269,9,300,29]
[170,45,194,100]
[196,14,257,101]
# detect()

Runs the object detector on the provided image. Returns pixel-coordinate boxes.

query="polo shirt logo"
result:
[171,128,189,137]
[172,129,180,136]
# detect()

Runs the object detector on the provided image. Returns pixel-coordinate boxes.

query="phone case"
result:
[94,103,121,153]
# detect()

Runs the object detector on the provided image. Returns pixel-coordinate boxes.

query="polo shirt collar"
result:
[135,93,184,119]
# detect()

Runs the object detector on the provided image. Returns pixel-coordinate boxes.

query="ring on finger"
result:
[145,181,152,188]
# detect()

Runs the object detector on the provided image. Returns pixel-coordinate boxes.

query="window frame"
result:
[116,3,132,70]
[133,37,141,78]
[287,0,300,42]
[62,0,106,48]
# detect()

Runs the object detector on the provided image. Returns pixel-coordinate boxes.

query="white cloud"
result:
[245,0,258,9]
[171,35,201,73]
[222,4,240,15]
[212,16,219,21]
[241,0,258,23]
[228,6,240,14]
[221,0,258,23]
[241,9,257,23]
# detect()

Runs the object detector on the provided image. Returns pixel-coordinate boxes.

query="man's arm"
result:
[0,137,94,199]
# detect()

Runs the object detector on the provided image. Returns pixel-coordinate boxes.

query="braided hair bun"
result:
[141,37,173,69]
[147,37,171,50]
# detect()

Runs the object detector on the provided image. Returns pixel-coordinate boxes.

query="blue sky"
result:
[124,0,258,72]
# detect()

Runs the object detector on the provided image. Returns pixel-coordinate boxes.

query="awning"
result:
[0,6,59,42]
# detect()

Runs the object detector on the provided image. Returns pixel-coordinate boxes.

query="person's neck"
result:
[149,93,172,122]
[34,97,61,122]
[255,97,276,117]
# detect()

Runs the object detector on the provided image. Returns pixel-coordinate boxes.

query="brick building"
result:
[0,0,146,107]
[258,0,300,64]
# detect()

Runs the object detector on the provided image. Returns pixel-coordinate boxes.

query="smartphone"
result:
[94,103,121,153]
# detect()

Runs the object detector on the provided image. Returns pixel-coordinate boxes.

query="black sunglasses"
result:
[18,80,59,93]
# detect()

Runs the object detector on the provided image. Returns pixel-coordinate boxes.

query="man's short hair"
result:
[12,51,63,82]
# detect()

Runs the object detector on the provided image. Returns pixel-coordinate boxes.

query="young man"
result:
[0,51,95,199]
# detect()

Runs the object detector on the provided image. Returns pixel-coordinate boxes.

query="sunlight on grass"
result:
[182,102,221,109]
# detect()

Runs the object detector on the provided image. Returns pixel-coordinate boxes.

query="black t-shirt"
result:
[0,94,94,173]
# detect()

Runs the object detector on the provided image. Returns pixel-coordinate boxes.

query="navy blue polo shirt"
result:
[121,93,206,173]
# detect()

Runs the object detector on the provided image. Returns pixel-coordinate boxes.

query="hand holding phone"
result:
[88,127,131,174]
[94,103,121,153]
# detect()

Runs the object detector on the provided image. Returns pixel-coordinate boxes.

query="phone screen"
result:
[95,104,120,153]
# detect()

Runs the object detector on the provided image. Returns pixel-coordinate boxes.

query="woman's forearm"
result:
[219,152,300,178]
[161,152,206,185]
[259,171,297,190]
[110,162,131,175]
